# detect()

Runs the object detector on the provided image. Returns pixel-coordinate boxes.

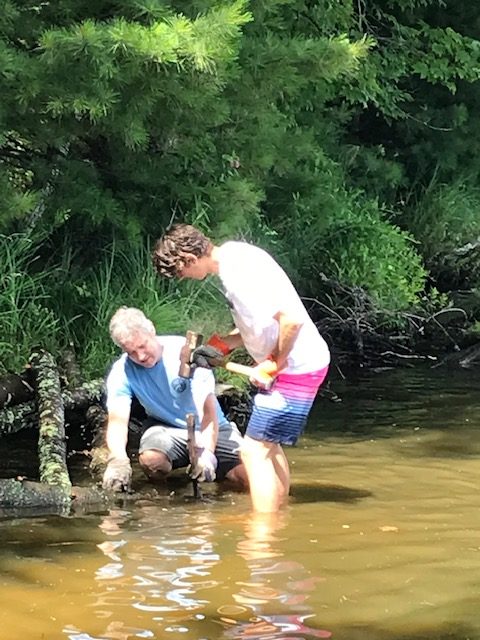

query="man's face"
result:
[121,330,161,368]
[176,255,209,280]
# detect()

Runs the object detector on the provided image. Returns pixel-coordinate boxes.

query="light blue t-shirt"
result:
[106,335,230,430]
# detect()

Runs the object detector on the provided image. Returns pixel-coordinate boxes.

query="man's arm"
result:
[102,399,133,491]
[198,392,219,453]
[189,369,220,482]
[250,310,303,382]
[105,402,131,459]
[272,310,303,371]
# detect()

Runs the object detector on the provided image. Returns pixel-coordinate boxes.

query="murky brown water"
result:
[2,367,480,640]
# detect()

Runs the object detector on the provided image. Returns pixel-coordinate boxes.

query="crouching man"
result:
[102,306,248,492]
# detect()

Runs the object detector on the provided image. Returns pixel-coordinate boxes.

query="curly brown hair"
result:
[152,223,212,278]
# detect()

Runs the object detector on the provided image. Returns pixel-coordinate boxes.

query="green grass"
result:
[0,234,62,373]
[0,233,238,380]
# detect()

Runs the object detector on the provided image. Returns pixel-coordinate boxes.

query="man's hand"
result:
[249,359,278,389]
[191,344,225,370]
[187,448,218,482]
[102,456,132,492]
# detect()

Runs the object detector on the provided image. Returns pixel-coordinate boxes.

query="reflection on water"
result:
[221,512,331,639]
[1,367,480,639]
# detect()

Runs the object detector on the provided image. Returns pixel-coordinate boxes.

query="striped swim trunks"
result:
[246,366,329,446]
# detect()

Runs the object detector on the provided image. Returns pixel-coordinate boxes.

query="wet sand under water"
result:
[1,366,480,640]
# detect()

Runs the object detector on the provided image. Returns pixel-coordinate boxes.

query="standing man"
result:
[152,224,330,512]
[102,306,248,492]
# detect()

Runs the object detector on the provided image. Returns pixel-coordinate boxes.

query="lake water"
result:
[1,366,480,640]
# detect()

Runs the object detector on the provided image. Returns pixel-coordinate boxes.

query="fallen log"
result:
[0,378,104,437]
[0,369,35,408]
[0,402,38,435]
[30,349,71,499]
[0,478,109,511]
[59,346,83,389]
[0,478,70,509]
[0,355,98,411]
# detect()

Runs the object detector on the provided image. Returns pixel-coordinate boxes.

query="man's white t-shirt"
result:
[217,242,330,374]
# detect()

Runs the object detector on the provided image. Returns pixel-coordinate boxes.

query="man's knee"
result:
[241,435,279,462]
[138,449,172,478]
[225,462,249,491]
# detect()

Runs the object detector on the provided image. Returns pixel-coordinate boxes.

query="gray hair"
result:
[109,307,155,347]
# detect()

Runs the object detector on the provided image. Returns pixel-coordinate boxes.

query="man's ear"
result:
[183,253,198,266]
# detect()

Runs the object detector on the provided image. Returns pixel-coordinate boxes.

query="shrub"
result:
[404,178,480,289]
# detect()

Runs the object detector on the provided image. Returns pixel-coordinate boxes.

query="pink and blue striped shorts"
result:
[246,366,329,446]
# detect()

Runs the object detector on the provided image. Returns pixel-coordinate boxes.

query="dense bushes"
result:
[404,178,480,290]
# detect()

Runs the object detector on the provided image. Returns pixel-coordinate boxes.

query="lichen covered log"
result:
[0,478,108,510]
[63,379,104,408]
[0,403,37,435]
[30,349,71,495]
[0,378,104,437]
[0,478,71,509]
[59,346,83,389]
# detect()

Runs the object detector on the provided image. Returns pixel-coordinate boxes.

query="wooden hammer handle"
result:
[186,412,201,499]
[223,361,274,389]
[179,330,202,378]
[223,361,256,377]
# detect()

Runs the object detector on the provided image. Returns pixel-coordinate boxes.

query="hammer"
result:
[186,412,201,499]
[179,330,274,389]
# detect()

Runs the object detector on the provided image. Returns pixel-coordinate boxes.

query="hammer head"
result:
[179,330,203,378]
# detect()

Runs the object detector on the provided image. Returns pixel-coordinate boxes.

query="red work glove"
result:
[207,334,233,356]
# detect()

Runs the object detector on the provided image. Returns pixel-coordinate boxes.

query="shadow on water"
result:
[0,514,106,565]
[290,483,373,505]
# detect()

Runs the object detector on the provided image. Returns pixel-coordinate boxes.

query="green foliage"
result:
[265,171,427,313]
[337,0,480,205]
[0,1,253,240]
[409,25,480,90]
[320,200,427,311]
[403,178,480,288]
[0,0,480,363]
[0,232,228,378]
[0,170,40,227]
[467,319,480,339]
[0,234,61,374]
[209,176,265,240]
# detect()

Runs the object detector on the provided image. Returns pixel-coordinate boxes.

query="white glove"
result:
[188,448,218,482]
[102,456,132,492]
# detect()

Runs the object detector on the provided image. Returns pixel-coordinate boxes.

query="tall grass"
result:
[0,234,62,374]
[56,240,232,378]
[404,177,480,288]
[0,234,234,380]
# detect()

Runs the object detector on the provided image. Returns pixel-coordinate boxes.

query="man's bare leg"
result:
[225,463,249,492]
[241,435,290,513]
[272,444,290,498]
